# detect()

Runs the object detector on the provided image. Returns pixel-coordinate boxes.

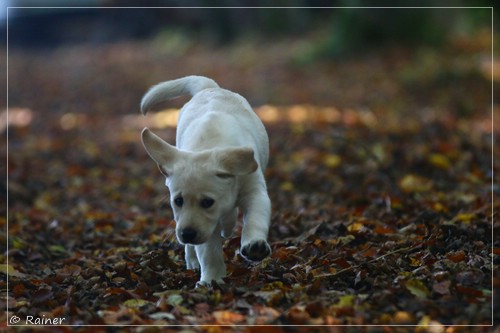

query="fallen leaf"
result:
[213,310,246,324]
[405,279,430,299]
[393,311,415,324]
[428,153,451,169]
[0,264,26,277]
[280,181,294,191]
[31,288,54,305]
[446,250,466,262]
[149,312,176,321]
[253,306,281,325]
[323,154,342,168]
[335,294,355,307]
[432,280,451,295]
[456,269,484,286]
[57,264,82,277]
[399,174,433,192]
[287,306,310,325]
[98,308,142,325]
[455,213,476,224]
[167,294,184,306]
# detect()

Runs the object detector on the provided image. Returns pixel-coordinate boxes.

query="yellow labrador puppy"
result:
[141,76,271,286]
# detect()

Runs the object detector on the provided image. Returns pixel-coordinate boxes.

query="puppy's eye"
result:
[174,197,184,207]
[200,198,214,209]
[216,173,234,179]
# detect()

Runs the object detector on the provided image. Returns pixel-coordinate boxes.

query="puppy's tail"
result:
[141,76,219,115]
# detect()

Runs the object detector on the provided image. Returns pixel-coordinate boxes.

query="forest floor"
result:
[1,28,498,331]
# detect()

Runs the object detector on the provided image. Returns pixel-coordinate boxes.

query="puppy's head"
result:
[141,128,257,245]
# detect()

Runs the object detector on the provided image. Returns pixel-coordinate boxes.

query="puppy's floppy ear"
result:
[217,147,258,176]
[141,128,178,176]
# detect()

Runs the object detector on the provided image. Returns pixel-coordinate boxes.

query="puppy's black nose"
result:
[181,228,197,243]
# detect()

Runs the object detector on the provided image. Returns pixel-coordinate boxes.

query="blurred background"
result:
[2,1,494,51]
[2,1,495,116]
[2,1,495,212]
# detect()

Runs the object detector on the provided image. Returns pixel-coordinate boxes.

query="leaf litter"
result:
[2,33,496,330]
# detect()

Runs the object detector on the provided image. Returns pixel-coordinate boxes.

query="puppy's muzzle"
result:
[180,227,198,244]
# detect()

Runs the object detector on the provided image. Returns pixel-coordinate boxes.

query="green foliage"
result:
[312,6,491,58]
[161,6,492,58]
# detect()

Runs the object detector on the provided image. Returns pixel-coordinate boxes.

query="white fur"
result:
[141,76,272,286]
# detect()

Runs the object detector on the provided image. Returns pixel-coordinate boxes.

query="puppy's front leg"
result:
[195,226,226,287]
[240,187,272,261]
[220,208,238,239]
[185,244,200,270]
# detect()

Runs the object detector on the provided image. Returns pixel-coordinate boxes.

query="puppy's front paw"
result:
[195,280,211,289]
[241,240,271,262]
[195,279,225,289]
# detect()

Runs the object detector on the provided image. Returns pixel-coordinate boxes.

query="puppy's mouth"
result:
[177,227,206,245]
[179,239,205,246]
